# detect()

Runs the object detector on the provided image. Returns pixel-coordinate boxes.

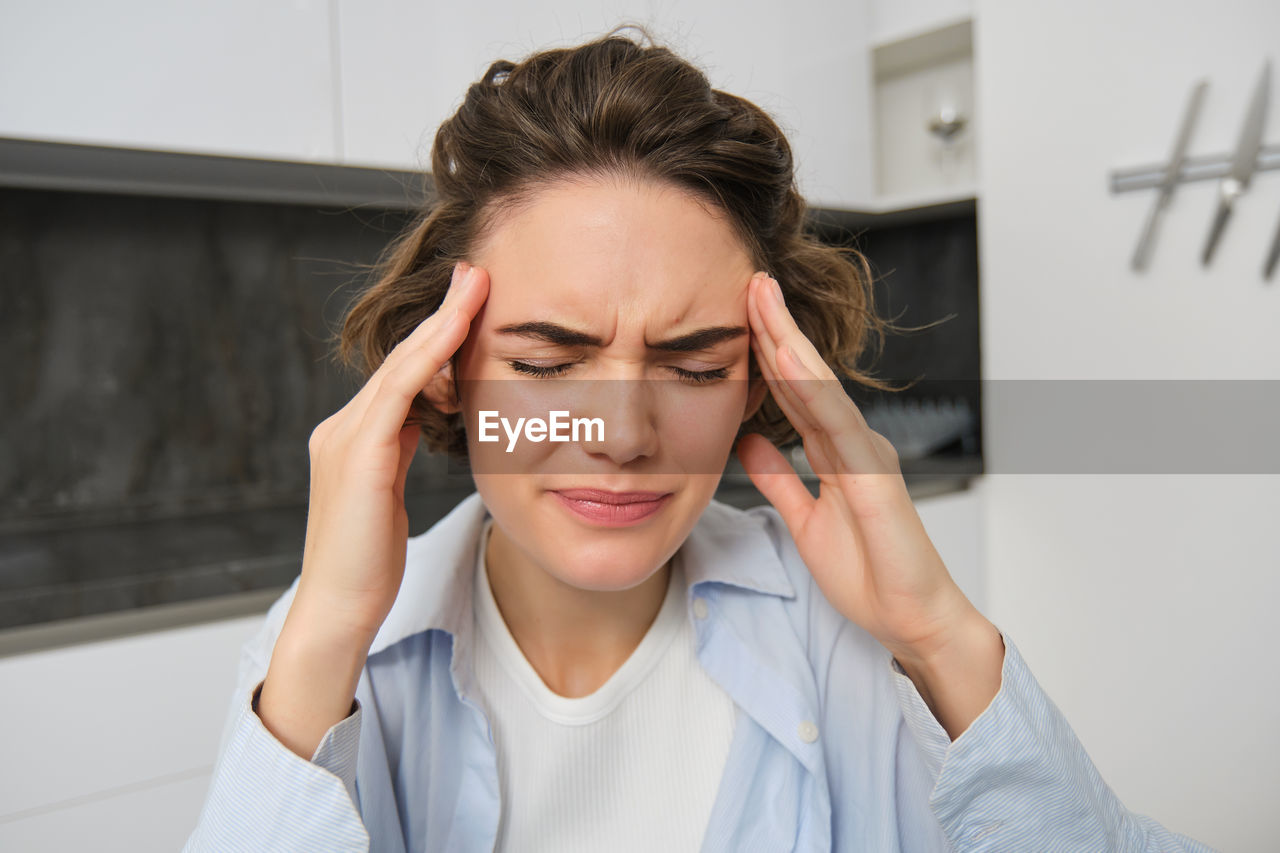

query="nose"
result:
[579,377,660,467]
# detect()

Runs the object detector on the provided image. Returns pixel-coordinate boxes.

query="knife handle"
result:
[1201,200,1234,266]
[1264,211,1280,281]
[1131,198,1166,271]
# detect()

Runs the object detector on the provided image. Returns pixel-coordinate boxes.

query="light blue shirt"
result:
[184,491,1216,852]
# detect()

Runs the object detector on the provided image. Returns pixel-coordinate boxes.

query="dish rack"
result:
[722,394,979,487]
[859,395,977,460]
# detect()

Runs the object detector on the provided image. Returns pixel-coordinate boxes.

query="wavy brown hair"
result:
[338,24,910,460]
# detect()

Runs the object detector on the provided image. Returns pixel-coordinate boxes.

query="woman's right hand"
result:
[294,260,489,644]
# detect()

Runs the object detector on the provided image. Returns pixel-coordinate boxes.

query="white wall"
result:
[975,0,1280,849]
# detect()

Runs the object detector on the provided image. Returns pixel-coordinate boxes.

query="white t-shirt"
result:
[471,516,738,852]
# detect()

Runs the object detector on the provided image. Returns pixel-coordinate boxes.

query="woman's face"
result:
[450,175,766,592]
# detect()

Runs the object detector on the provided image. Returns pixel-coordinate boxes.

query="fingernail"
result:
[769,277,785,306]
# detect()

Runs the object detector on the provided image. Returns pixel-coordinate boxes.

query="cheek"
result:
[461,384,565,477]
[661,382,748,465]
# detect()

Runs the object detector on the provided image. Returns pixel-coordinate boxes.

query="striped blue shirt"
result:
[184,491,1217,852]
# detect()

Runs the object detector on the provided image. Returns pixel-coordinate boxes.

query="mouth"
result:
[549,488,674,526]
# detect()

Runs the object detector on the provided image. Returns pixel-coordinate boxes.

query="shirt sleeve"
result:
[888,626,1220,852]
[182,640,371,853]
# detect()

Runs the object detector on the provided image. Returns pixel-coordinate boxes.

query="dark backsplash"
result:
[0,187,421,525]
[0,188,477,629]
[850,215,981,384]
[813,211,983,460]
[0,188,980,631]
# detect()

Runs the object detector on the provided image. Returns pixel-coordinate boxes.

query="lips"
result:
[552,488,672,504]
[550,488,674,527]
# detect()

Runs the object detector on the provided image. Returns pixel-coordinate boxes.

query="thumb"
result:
[394,423,421,497]
[735,433,814,528]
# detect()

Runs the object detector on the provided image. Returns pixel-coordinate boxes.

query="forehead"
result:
[470,176,755,324]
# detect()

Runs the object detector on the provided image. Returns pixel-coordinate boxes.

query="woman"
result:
[184,27,1215,852]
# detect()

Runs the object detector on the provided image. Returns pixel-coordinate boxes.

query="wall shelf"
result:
[0,136,433,210]
[871,16,974,73]
[809,191,976,231]
[869,16,977,209]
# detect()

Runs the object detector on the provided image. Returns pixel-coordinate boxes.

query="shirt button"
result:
[797,720,819,743]
[692,598,709,619]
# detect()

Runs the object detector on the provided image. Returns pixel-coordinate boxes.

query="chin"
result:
[556,560,666,592]
[541,524,672,590]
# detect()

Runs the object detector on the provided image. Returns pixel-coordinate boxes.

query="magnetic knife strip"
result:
[1110,59,1279,280]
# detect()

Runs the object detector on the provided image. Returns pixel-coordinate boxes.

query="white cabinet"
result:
[0,614,266,851]
[870,0,972,45]
[868,12,977,210]
[0,0,337,162]
[647,0,876,212]
[335,0,877,210]
[336,0,646,172]
[1,1,949,213]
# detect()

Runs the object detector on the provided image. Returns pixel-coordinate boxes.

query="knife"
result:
[1264,209,1280,280]
[1201,59,1271,266]
[1132,79,1208,271]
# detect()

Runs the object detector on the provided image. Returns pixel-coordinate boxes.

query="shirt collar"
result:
[368,489,796,657]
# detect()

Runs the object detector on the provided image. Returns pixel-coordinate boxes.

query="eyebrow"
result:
[493,320,748,352]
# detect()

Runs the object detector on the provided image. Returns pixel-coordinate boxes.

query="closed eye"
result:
[506,361,728,384]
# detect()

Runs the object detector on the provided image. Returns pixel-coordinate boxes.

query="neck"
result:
[482,521,672,698]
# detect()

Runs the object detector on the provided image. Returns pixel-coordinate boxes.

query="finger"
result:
[750,332,840,477]
[753,274,839,383]
[750,279,859,482]
[358,265,489,441]
[752,274,888,476]
[380,262,484,376]
[356,307,470,443]
[337,261,479,430]
[748,274,808,419]
[747,275,818,435]
[393,423,421,496]
[774,342,894,477]
[734,433,815,527]
[379,261,489,390]
[750,330,818,437]
[746,279,842,477]
[867,428,903,475]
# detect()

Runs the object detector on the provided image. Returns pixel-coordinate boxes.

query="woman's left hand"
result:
[735,272,981,667]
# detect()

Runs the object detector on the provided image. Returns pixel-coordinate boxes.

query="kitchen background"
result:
[1,0,1276,850]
